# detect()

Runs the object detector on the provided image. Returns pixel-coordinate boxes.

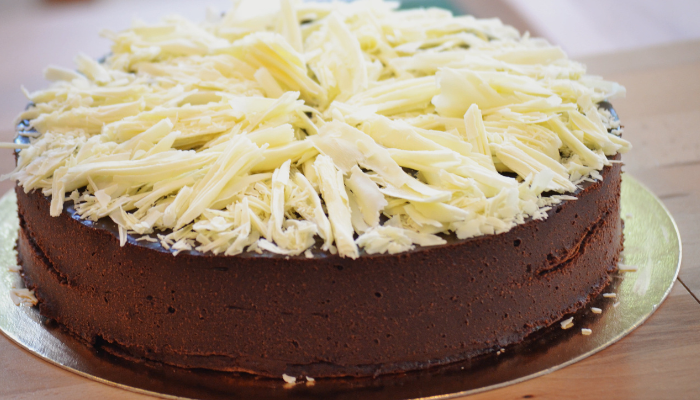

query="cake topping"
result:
[2,0,630,257]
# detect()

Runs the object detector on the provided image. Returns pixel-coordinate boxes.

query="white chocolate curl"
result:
[2,0,630,258]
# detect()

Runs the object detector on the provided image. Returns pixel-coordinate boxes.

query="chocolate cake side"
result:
[15,159,622,379]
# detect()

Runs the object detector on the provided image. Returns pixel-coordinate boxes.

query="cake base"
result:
[14,160,622,379]
[0,174,681,399]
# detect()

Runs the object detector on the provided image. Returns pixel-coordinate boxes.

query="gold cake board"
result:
[0,174,682,400]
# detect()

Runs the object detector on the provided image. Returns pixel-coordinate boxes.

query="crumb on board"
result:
[560,317,574,329]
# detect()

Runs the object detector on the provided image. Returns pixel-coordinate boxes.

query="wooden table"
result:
[1,40,700,400]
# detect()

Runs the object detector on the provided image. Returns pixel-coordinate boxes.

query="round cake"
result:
[4,0,629,380]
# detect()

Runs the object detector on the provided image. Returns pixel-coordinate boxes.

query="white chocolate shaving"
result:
[313,155,358,259]
[560,317,574,330]
[10,288,38,307]
[3,0,629,258]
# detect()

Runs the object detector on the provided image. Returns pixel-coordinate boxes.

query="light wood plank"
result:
[579,40,700,76]
[0,337,150,400]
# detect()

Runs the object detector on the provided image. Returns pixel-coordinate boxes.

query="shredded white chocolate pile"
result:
[2,0,630,258]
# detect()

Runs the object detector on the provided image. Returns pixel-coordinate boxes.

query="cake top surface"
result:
[2,0,629,258]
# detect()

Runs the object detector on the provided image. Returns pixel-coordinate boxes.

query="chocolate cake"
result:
[4,0,630,380]
[15,159,622,378]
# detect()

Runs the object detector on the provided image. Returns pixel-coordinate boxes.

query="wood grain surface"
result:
[1,39,699,400]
